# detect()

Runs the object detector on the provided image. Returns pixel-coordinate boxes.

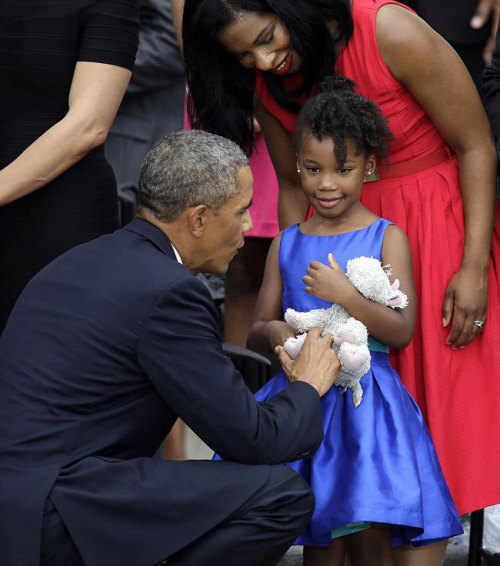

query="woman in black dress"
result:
[0,0,140,330]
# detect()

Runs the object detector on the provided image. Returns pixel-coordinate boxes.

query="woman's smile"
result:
[272,52,293,75]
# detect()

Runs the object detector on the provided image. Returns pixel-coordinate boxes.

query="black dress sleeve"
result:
[78,0,140,71]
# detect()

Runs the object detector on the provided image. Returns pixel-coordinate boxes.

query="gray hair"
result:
[137,130,249,222]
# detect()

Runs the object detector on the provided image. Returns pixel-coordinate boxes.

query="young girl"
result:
[248,76,462,566]
[182,0,500,524]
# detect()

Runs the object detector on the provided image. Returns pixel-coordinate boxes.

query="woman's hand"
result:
[303,253,355,305]
[442,263,489,349]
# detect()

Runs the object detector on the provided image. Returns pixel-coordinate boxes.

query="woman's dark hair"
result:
[296,74,393,166]
[183,0,353,153]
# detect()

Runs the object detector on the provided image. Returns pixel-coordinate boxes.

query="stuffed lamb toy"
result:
[283,256,408,407]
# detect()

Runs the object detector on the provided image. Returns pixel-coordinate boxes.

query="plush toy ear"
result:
[387,295,404,307]
[390,278,400,291]
[387,287,409,309]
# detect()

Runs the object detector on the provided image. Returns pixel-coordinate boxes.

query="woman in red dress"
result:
[183,0,500,563]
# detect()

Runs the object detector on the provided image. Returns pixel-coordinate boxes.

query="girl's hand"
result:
[303,253,355,305]
[442,264,489,349]
[266,320,297,350]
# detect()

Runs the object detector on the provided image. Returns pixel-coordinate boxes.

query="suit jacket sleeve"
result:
[483,30,500,149]
[127,0,185,96]
[137,275,324,465]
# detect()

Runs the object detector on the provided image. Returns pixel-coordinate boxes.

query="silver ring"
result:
[473,320,485,329]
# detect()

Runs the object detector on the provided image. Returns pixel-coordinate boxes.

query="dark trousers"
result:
[41,465,314,566]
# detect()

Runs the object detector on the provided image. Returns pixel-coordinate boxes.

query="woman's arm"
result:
[255,100,310,229]
[247,233,297,353]
[0,61,132,207]
[303,225,416,349]
[377,5,497,349]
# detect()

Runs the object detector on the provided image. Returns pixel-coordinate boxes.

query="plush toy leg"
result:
[351,382,363,408]
[283,333,307,360]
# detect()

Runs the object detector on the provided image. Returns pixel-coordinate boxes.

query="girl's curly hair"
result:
[296,74,394,166]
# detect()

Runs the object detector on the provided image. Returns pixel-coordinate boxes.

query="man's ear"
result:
[186,204,209,238]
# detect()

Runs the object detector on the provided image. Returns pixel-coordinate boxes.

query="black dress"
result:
[0,0,139,330]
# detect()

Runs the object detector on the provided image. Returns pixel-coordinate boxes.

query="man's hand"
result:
[275,327,340,397]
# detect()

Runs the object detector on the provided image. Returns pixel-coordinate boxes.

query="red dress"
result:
[256,0,500,515]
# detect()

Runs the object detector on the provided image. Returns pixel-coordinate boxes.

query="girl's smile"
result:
[315,197,343,209]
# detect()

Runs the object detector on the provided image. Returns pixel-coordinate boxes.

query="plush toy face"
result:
[346,257,408,309]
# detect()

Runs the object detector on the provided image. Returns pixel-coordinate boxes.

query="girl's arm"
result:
[255,100,310,229]
[247,233,297,353]
[376,5,497,349]
[0,62,131,206]
[304,225,416,349]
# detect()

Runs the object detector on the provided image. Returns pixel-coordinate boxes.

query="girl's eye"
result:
[338,168,351,174]
[306,167,320,173]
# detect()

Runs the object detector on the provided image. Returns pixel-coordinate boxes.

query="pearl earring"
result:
[297,168,301,173]
[366,170,373,176]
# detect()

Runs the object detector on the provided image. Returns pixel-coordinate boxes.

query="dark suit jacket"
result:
[105,0,185,198]
[0,219,323,566]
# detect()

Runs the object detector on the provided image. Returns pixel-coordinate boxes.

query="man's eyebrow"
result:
[253,23,272,45]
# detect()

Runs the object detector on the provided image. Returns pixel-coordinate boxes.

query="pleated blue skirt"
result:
[254,352,463,547]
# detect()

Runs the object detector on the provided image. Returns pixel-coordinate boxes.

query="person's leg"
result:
[391,539,448,566]
[345,523,395,566]
[224,237,271,346]
[40,497,84,566]
[303,538,346,566]
[167,465,314,566]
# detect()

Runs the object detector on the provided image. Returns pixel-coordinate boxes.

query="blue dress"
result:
[254,219,463,547]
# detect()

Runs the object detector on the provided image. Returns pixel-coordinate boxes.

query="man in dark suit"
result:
[0,130,340,566]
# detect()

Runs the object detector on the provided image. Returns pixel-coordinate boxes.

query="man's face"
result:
[197,165,253,274]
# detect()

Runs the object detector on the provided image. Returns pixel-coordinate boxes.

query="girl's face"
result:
[297,132,376,220]
[216,12,302,75]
